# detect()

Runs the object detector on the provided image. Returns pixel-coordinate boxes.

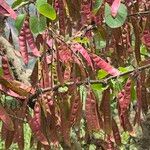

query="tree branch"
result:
[128,10,150,17]
[42,63,150,93]
[0,36,30,85]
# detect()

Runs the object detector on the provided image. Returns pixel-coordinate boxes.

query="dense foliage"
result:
[0,0,150,149]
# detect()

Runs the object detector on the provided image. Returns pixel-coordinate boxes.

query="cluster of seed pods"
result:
[19,17,41,65]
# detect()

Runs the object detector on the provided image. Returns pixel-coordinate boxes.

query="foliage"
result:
[0,0,150,149]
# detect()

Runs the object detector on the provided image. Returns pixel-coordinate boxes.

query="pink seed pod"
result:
[2,55,14,80]
[19,27,29,65]
[24,19,41,57]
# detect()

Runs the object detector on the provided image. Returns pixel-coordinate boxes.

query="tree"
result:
[0,0,150,149]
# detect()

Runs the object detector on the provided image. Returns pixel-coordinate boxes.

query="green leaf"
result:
[97,69,108,79]
[12,0,29,10]
[93,0,103,14]
[15,14,26,32]
[37,3,56,20]
[29,16,39,34]
[36,0,47,7]
[105,3,127,28]
[118,66,134,73]
[29,16,46,34]
[93,27,106,49]
[38,16,47,33]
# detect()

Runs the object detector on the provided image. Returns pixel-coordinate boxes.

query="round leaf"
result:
[105,3,127,28]
[37,3,56,20]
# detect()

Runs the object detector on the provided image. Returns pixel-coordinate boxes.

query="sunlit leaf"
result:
[15,14,26,32]
[37,3,56,20]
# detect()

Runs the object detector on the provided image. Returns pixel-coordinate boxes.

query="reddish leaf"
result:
[0,76,31,97]
[85,89,100,132]
[110,0,121,17]
[100,88,112,135]
[90,53,120,76]
[19,26,29,64]
[0,0,17,19]
[2,55,14,80]
[71,43,94,70]
[0,105,14,131]
[0,84,26,99]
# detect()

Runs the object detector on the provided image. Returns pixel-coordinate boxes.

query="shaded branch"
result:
[42,63,150,93]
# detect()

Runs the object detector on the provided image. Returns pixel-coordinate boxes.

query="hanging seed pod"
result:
[100,88,112,135]
[26,113,49,146]
[2,55,14,80]
[19,26,29,64]
[85,89,100,132]
[24,19,41,57]
[90,53,120,76]
[69,91,82,127]
[112,118,121,146]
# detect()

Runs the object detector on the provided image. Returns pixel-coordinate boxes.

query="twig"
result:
[42,63,150,93]
[8,114,27,123]
[128,10,150,17]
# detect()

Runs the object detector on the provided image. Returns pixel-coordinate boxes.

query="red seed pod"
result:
[81,0,92,25]
[100,88,112,135]
[64,63,72,82]
[58,0,66,35]
[117,79,133,132]
[26,113,49,145]
[33,102,41,126]
[2,55,14,80]
[85,89,100,132]
[24,19,41,57]
[71,43,94,70]
[69,92,82,127]
[19,27,29,64]
[90,53,120,76]
[112,118,121,146]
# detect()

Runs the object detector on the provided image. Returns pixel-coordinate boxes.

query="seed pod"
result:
[19,27,29,64]
[85,89,100,132]
[2,55,14,80]
[26,113,49,145]
[100,88,112,135]
[24,19,41,57]
[69,91,82,127]
[90,53,120,76]
[112,118,121,146]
